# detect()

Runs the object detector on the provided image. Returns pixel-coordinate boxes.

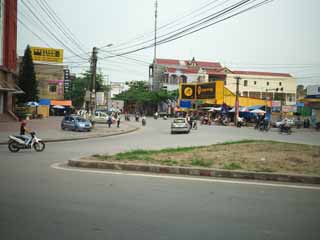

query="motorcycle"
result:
[192,120,198,130]
[279,124,292,134]
[142,118,146,126]
[8,132,45,152]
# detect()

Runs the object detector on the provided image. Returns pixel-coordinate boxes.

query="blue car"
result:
[61,115,92,132]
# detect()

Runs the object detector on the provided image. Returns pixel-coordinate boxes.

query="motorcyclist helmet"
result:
[21,120,27,126]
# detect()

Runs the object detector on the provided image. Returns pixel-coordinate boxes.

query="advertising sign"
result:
[0,0,3,66]
[282,105,297,113]
[180,84,196,99]
[96,92,105,106]
[196,82,215,99]
[31,46,64,63]
[111,100,124,111]
[271,101,281,107]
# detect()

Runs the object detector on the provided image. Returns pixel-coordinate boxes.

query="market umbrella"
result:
[250,109,266,114]
[25,101,39,107]
[52,105,65,109]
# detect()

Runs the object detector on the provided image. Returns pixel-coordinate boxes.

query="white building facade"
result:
[226,71,296,106]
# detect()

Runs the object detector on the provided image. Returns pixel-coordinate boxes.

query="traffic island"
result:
[68,140,320,184]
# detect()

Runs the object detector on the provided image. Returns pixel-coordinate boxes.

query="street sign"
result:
[180,100,192,108]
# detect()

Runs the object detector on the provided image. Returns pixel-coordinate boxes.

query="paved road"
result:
[1,118,320,240]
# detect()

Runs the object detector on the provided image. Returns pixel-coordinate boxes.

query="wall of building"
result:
[226,73,296,105]
[2,0,17,71]
[34,63,65,100]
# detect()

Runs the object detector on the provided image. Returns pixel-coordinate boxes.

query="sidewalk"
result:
[0,117,139,144]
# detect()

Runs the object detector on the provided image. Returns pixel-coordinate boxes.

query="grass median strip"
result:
[90,140,320,176]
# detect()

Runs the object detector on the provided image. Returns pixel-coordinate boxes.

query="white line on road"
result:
[51,162,320,191]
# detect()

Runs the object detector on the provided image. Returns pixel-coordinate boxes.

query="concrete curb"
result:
[68,159,320,185]
[0,127,139,145]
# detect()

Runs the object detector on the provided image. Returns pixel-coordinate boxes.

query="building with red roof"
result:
[149,57,296,106]
[150,57,226,91]
[227,69,296,106]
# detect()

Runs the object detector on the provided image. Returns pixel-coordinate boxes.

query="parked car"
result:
[171,118,190,134]
[273,119,295,128]
[93,111,109,123]
[61,115,92,132]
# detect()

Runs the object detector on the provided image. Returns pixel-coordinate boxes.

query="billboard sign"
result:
[111,100,124,111]
[96,92,105,106]
[282,105,297,113]
[180,84,196,99]
[0,0,3,66]
[271,101,281,107]
[196,82,215,99]
[30,46,64,63]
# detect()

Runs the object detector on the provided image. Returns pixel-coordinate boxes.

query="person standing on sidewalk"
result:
[116,114,121,128]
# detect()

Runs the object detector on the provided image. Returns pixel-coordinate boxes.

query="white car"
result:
[171,118,190,134]
[274,119,295,128]
[93,111,109,123]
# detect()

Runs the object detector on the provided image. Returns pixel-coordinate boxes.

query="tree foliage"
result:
[114,81,178,112]
[66,70,108,108]
[17,45,38,103]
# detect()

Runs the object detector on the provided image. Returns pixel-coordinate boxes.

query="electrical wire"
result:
[102,0,272,59]
[21,0,87,60]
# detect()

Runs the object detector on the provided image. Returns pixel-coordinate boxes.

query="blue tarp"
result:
[247,105,264,111]
[39,99,51,106]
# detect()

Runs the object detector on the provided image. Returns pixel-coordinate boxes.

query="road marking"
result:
[51,162,320,191]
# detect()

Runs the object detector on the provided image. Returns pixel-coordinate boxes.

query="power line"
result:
[107,0,247,53]
[35,0,89,56]
[21,0,87,60]
[102,0,272,59]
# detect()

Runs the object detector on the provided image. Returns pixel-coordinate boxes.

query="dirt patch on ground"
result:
[90,141,320,176]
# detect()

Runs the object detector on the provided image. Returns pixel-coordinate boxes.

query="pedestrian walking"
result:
[107,115,112,128]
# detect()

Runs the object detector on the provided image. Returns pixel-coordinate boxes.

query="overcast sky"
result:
[17,0,320,86]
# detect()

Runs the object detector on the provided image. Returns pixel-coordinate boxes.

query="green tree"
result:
[114,81,177,113]
[17,45,38,103]
[67,70,108,108]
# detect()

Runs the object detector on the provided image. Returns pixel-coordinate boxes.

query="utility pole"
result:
[90,47,98,116]
[234,77,240,127]
[153,0,158,91]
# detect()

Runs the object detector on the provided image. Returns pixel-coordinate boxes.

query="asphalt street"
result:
[1,118,320,240]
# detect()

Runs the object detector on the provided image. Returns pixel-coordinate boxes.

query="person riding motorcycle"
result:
[20,120,32,145]
[141,115,146,126]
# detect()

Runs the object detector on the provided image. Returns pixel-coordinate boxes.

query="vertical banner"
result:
[0,0,3,65]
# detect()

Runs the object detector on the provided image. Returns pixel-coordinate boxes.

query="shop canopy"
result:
[50,100,72,106]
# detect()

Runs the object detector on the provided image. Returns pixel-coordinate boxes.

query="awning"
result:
[50,100,72,106]
[0,80,24,94]
[300,98,320,103]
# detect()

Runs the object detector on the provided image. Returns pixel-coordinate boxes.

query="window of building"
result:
[48,84,57,93]
[181,75,187,83]
[266,82,269,86]
[254,81,256,85]
[318,87,320,93]
[244,80,248,87]
[279,82,282,86]
[170,75,178,84]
